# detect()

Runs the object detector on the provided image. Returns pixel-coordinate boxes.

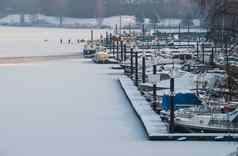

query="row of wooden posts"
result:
[104,32,176,133]
[103,28,231,133]
[105,31,216,66]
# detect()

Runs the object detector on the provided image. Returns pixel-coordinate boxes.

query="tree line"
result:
[0,0,200,20]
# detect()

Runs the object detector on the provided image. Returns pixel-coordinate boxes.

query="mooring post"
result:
[106,32,109,47]
[142,55,146,83]
[115,24,118,35]
[214,42,217,55]
[225,43,228,69]
[142,24,145,42]
[196,41,199,61]
[169,77,175,133]
[120,40,124,62]
[135,52,138,86]
[188,23,190,33]
[124,44,127,61]
[116,39,119,61]
[211,47,214,65]
[154,23,156,35]
[112,40,115,57]
[196,76,199,97]
[91,30,93,41]
[187,24,190,45]
[153,64,157,75]
[225,43,232,101]
[109,33,112,53]
[202,43,205,64]
[178,24,181,40]
[129,24,131,34]
[130,48,134,78]
[152,64,157,110]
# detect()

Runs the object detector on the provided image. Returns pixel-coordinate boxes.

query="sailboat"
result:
[171,105,238,133]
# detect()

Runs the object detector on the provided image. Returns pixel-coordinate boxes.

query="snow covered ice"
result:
[0,27,110,57]
[0,27,234,156]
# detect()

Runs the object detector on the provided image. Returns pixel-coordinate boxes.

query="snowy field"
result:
[0,27,234,156]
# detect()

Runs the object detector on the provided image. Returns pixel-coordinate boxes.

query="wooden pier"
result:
[119,76,238,141]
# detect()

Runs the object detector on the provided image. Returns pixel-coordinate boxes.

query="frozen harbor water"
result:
[0,27,234,156]
[0,27,110,57]
[0,59,235,156]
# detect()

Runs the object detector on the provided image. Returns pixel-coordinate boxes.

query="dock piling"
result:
[210,47,214,65]
[121,40,123,62]
[202,43,205,64]
[112,40,115,57]
[91,30,94,41]
[109,33,112,53]
[115,24,118,35]
[116,39,119,61]
[196,41,199,61]
[106,32,109,47]
[178,24,181,36]
[124,44,127,61]
[152,64,157,110]
[142,24,145,41]
[130,48,134,78]
[142,56,146,83]
[135,52,138,86]
[169,77,175,133]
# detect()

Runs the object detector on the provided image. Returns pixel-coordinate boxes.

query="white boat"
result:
[83,41,98,57]
[171,106,238,133]
[93,48,109,64]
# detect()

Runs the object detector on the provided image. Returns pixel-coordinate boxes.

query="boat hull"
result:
[83,49,96,58]
[174,121,238,133]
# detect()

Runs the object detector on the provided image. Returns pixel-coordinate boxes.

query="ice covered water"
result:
[0,27,110,57]
[0,26,234,156]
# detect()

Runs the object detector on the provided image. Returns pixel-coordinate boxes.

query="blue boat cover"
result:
[162,93,201,111]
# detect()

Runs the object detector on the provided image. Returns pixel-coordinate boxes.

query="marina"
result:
[120,75,238,141]
[81,0,238,142]
[0,27,233,156]
[0,0,237,155]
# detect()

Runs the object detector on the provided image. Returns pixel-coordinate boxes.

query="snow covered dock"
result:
[119,76,238,141]
[119,76,168,139]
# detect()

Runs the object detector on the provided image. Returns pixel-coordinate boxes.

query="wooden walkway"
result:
[119,76,238,141]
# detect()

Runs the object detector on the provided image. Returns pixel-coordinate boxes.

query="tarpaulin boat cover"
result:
[162,93,201,111]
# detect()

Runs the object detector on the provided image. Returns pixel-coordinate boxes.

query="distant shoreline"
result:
[0,24,112,30]
[0,25,206,33]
